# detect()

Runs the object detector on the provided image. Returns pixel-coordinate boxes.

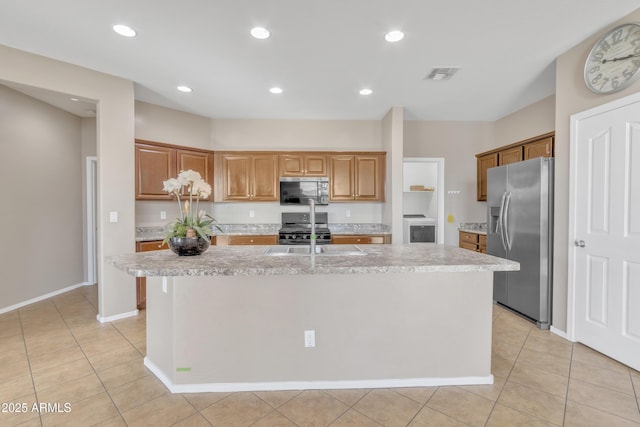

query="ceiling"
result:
[1,1,639,121]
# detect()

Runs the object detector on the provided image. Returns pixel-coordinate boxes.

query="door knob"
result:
[574,240,586,248]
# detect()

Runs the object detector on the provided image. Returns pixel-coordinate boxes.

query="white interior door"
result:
[569,95,640,371]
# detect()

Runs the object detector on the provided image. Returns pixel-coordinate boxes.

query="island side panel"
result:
[145,277,175,382]
[152,271,493,390]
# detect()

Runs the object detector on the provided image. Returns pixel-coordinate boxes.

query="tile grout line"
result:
[16,309,44,427]
[482,320,533,427]
[251,390,303,427]
[50,294,129,425]
[561,342,575,427]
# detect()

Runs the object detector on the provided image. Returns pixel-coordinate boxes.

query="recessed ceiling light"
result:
[385,30,404,42]
[113,24,136,38]
[269,87,283,94]
[177,86,193,93]
[251,27,270,39]
[359,89,373,95]
[70,98,79,102]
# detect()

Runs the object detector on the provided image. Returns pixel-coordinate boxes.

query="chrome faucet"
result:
[309,199,316,255]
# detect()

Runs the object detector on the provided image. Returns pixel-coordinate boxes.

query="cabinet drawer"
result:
[331,235,386,244]
[224,235,278,245]
[460,241,479,251]
[459,231,479,244]
[137,240,166,252]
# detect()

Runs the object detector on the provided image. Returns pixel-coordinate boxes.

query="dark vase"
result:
[168,237,210,256]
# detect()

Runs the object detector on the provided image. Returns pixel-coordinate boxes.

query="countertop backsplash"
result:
[459,222,487,234]
[136,223,391,241]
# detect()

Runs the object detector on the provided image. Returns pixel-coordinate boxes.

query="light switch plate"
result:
[109,211,118,223]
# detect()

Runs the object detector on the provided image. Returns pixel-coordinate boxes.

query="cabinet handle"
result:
[157,244,162,248]
[250,239,254,243]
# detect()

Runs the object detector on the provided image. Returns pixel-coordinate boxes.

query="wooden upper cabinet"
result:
[329,153,385,202]
[476,132,554,202]
[355,155,383,201]
[215,152,278,202]
[135,143,177,200]
[524,136,554,160]
[279,153,327,177]
[251,154,279,201]
[476,153,498,201]
[176,148,214,199]
[329,155,356,201]
[135,140,214,201]
[498,146,522,165]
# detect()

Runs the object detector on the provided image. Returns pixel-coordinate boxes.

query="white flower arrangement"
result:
[162,170,219,243]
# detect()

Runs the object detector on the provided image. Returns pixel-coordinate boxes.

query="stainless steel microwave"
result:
[279,177,329,205]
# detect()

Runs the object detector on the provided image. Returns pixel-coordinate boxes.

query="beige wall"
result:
[211,118,381,151]
[553,8,640,332]
[493,95,556,147]
[0,85,84,310]
[0,45,136,319]
[403,121,495,245]
[381,107,405,243]
[135,101,212,150]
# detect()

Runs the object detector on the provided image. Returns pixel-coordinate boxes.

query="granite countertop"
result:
[108,244,519,277]
[136,223,392,241]
[458,222,487,235]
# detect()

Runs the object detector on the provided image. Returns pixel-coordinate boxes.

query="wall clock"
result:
[584,23,640,94]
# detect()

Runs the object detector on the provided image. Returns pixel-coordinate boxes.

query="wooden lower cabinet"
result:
[459,231,486,254]
[331,234,389,244]
[215,235,278,246]
[135,240,167,309]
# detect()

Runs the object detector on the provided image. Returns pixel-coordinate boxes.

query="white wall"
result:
[0,85,84,311]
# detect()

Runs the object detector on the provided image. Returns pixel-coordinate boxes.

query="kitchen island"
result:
[108,244,518,393]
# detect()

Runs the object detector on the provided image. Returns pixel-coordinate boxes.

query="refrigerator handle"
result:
[503,192,512,251]
[497,192,508,251]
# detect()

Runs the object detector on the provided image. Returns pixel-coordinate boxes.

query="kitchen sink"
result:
[263,245,366,256]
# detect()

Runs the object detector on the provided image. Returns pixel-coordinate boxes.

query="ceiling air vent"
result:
[425,67,460,81]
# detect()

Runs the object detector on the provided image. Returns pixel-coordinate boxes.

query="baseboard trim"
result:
[550,326,572,341]
[0,282,94,314]
[144,357,493,393]
[96,309,139,323]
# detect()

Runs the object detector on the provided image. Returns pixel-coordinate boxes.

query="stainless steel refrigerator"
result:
[487,157,553,329]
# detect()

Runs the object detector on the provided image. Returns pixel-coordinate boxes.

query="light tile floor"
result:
[1,285,639,426]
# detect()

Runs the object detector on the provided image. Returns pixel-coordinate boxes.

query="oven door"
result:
[409,224,436,243]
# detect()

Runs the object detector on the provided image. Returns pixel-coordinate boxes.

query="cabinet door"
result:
[280,153,327,177]
[523,137,553,160]
[251,155,278,201]
[355,155,382,201]
[177,149,214,199]
[304,154,327,176]
[476,153,498,201]
[221,154,252,201]
[329,155,355,201]
[135,143,176,200]
[279,154,305,177]
[498,146,523,165]
[135,240,166,310]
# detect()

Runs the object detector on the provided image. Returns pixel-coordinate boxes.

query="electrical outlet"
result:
[109,211,118,223]
[160,211,167,220]
[249,210,255,218]
[346,208,351,218]
[304,330,315,348]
